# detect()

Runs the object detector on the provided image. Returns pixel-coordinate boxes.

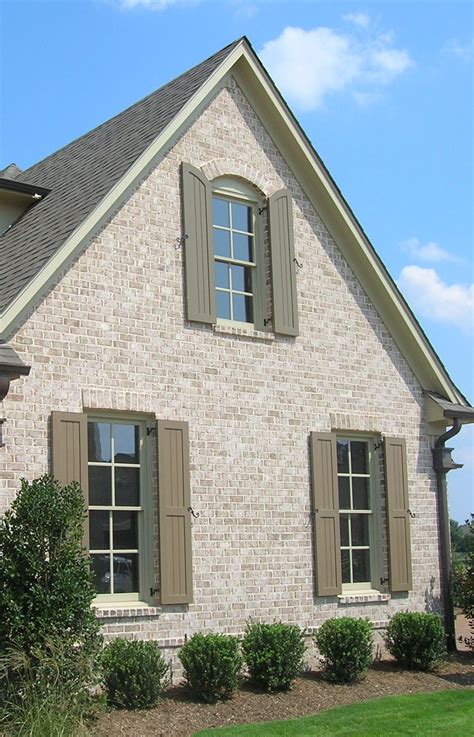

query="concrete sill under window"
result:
[338,591,391,605]
[93,603,160,618]
[213,322,275,341]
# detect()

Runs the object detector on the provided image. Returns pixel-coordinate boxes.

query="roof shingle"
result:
[0,39,242,314]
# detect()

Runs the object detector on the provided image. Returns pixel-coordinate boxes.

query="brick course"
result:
[1,77,442,678]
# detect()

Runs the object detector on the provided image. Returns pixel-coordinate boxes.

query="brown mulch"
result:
[94,652,473,737]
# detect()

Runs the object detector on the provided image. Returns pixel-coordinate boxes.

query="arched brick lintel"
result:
[201,159,280,197]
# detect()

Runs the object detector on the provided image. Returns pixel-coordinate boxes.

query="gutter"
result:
[432,420,463,650]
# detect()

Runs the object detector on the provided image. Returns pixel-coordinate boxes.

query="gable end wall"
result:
[1,77,441,672]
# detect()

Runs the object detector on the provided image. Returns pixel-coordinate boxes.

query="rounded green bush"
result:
[242,622,306,692]
[315,617,373,683]
[102,638,169,709]
[179,633,242,703]
[384,612,446,671]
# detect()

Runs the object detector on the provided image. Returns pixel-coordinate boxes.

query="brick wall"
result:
[1,77,442,679]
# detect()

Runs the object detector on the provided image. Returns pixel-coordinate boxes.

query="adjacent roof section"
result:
[0,38,242,315]
[0,343,30,376]
[425,392,474,424]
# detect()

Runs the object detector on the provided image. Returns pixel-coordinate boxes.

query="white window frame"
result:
[336,434,381,592]
[87,413,153,605]
[211,176,265,329]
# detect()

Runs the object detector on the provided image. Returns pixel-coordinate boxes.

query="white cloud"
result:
[343,12,370,30]
[259,24,412,110]
[400,237,463,264]
[442,37,474,61]
[397,265,474,332]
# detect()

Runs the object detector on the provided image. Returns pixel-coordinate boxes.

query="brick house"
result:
[0,38,472,667]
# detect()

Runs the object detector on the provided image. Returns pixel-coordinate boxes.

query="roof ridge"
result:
[21,37,245,180]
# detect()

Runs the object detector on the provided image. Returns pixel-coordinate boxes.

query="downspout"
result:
[432,419,463,651]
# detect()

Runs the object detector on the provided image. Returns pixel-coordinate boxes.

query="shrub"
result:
[241,622,306,692]
[315,617,373,683]
[179,633,242,703]
[0,476,102,702]
[457,517,474,647]
[384,612,446,671]
[0,642,94,737]
[102,639,169,709]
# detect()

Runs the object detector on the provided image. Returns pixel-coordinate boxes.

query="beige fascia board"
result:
[0,43,247,340]
[232,54,466,406]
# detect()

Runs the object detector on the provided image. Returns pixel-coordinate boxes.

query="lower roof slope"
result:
[0,39,241,314]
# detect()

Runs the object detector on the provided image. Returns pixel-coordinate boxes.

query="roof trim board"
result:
[0,38,468,407]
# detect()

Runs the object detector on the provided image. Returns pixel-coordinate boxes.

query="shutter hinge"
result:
[258,205,268,215]
[293,257,303,270]
[150,586,159,598]
[175,234,188,250]
[374,440,384,452]
[146,426,156,436]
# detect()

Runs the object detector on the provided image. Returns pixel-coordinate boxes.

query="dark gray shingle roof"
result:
[0,343,30,374]
[0,39,242,314]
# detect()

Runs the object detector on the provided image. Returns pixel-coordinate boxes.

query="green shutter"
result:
[268,189,299,336]
[157,420,193,605]
[384,437,413,592]
[181,163,216,324]
[51,411,89,547]
[310,432,342,596]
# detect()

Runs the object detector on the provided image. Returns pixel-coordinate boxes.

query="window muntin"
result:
[212,195,256,324]
[87,420,144,600]
[337,438,373,589]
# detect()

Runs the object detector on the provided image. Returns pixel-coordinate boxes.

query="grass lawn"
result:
[193,690,473,736]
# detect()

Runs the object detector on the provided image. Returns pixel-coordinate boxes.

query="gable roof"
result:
[0,38,241,316]
[0,37,469,408]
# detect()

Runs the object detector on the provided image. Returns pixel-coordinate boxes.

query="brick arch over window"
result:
[201,159,280,197]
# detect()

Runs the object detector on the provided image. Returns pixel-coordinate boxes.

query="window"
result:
[87,418,149,602]
[211,178,262,326]
[181,163,299,336]
[336,437,373,590]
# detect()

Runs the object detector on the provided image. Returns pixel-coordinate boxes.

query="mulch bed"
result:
[94,652,473,737]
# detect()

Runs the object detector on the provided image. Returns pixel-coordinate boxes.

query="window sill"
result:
[94,603,160,618]
[338,591,391,604]
[213,323,275,341]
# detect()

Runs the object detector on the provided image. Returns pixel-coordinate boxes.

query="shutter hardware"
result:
[188,506,200,519]
[175,234,188,250]
[150,587,160,598]
[146,426,156,436]
[374,440,384,452]
[293,257,303,270]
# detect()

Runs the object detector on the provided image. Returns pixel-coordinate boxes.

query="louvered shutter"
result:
[310,432,342,596]
[384,437,413,592]
[181,163,216,324]
[51,411,89,547]
[157,420,193,605]
[268,189,299,336]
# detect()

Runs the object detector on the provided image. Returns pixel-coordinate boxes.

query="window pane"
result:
[216,290,231,319]
[233,233,253,262]
[213,228,231,258]
[352,549,370,583]
[215,261,229,289]
[341,549,351,584]
[338,477,350,509]
[113,554,139,593]
[231,202,252,232]
[352,477,370,509]
[232,294,253,323]
[88,422,111,462]
[113,511,138,550]
[340,514,349,547]
[351,515,369,546]
[89,510,110,550]
[337,440,349,473]
[114,424,139,464]
[91,554,111,594]
[89,466,112,506]
[115,467,140,506]
[213,198,229,227]
[231,265,252,293]
[351,441,368,474]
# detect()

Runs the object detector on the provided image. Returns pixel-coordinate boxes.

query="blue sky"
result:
[1,0,472,521]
